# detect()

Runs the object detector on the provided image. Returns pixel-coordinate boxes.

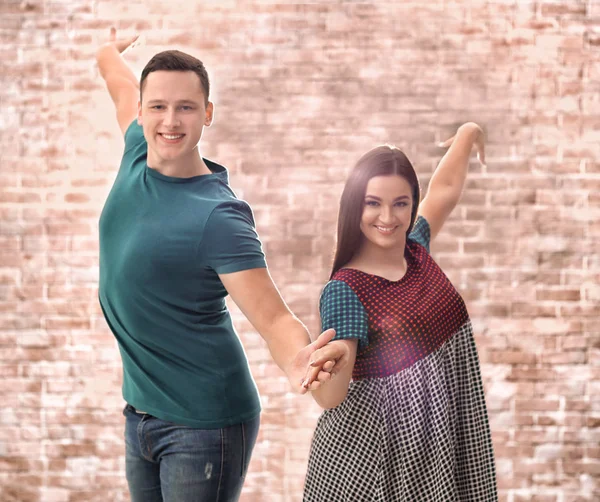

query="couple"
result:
[96,29,497,502]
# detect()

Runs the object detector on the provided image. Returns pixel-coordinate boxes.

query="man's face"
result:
[138,70,213,168]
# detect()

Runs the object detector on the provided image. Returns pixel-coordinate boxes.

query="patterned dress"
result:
[304,217,497,502]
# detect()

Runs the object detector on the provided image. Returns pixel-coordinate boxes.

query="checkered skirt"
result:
[304,322,497,502]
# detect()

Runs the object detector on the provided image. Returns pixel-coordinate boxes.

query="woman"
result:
[304,123,498,501]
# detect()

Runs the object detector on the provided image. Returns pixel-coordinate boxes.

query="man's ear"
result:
[137,100,142,125]
[205,101,214,126]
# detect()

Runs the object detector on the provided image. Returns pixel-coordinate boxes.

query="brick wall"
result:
[1,0,599,501]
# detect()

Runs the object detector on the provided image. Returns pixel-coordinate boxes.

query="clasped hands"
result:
[289,329,351,394]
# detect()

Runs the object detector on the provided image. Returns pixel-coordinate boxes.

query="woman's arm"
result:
[418,122,486,241]
[307,280,367,409]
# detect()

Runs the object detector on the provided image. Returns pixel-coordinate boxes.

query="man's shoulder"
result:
[123,120,145,152]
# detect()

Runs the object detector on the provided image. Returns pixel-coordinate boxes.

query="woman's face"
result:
[359,175,413,251]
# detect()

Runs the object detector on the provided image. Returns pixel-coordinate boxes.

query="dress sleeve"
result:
[200,201,267,274]
[320,280,369,351]
[408,215,431,252]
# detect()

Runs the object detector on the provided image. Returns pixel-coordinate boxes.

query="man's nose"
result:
[163,109,180,128]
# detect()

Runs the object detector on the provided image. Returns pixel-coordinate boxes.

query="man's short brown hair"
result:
[140,50,210,104]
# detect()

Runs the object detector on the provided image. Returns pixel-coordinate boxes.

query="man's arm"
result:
[219,268,350,393]
[96,27,140,135]
[418,122,486,241]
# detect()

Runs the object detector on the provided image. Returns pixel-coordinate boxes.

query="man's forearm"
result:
[262,312,311,376]
[96,44,139,89]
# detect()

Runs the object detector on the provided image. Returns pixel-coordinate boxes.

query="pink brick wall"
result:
[1,1,599,501]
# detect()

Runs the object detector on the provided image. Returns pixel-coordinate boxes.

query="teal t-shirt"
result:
[99,121,266,428]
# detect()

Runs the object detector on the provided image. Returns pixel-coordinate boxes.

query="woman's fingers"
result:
[437,134,455,148]
[477,144,486,168]
[301,360,336,389]
[322,360,335,373]
[307,371,333,391]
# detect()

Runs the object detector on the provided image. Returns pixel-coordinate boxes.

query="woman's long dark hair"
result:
[330,145,420,279]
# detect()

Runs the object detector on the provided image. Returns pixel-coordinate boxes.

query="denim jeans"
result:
[123,405,260,502]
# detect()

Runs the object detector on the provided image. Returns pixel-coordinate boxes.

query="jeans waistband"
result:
[126,404,149,415]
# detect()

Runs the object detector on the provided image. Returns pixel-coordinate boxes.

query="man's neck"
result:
[147,151,212,178]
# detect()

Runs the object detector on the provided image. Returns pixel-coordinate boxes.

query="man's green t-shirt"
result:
[99,121,265,428]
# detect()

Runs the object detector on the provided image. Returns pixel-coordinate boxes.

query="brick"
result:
[489,350,537,365]
[515,399,561,413]
[541,351,586,364]
[508,368,558,382]
[536,289,581,302]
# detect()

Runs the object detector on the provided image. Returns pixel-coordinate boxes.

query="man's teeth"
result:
[162,134,183,140]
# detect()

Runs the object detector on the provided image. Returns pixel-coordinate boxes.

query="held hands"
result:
[438,122,486,168]
[288,329,351,394]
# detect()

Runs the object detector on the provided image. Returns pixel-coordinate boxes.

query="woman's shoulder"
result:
[408,215,431,252]
[330,267,370,286]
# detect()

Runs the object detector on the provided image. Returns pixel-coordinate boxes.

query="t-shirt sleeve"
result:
[408,215,431,252]
[320,280,369,351]
[201,201,267,274]
[123,120,146,153]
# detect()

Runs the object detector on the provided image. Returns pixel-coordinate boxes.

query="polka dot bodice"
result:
[321,217,469,380]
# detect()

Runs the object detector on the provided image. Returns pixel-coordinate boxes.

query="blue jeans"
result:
[123,405,260,502]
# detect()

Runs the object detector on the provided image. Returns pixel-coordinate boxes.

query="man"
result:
[96,28,348,502]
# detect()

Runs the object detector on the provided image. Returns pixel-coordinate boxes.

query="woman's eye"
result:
[365,200,379,206]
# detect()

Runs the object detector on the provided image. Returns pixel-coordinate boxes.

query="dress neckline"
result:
[339,246,414,285]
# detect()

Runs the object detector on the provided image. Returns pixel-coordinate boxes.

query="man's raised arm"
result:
[96,27,140,135]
